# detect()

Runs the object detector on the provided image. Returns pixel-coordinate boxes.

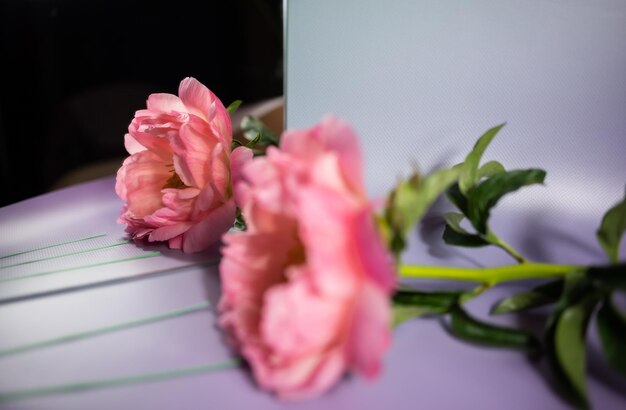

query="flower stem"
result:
[398,263,581,286]
[485,229,526,264]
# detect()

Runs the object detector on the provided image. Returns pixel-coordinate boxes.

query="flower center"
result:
[287,240,306,267]
[163,172,187,189]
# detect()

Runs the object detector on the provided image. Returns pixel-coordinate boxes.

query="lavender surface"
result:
[0,176,625,409]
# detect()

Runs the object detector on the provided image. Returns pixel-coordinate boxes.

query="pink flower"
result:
[115,77,252,253]
[218,117,396,399]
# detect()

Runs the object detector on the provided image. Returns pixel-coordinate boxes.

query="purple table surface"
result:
[0,176,625,410]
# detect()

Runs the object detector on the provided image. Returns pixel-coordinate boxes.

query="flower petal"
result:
[220,228,297,308]
[170,122,216,188]
[178,77,232,143]
[117,151,170,217]
[353,206,396,291]
[181,200,236,253]
[210,143,230,203]
[124,133,147,154]
[196,185,215,212]
[318,116,365,197]
[261,270,345,358]
[178,77,215,121]
[168,235,183,249]
[274,350,345,400]
[146,92,186,114]
[297,185,359,298]
[230,146,253,205]
[149,222,192,242]
[345,282,391,378]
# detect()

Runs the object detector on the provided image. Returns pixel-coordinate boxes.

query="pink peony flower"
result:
[115,77,252,253]
[218,116,396,399]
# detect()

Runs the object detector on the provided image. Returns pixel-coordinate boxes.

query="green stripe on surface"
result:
[0,359,241,402]
[0,233,108,259]
[0,301,211,358]
[0,251,161,283]
[0,240,130,269]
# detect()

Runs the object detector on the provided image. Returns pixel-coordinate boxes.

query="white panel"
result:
[286,0,626,219]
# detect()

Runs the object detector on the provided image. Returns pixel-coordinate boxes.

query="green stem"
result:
[399,263,581,286]
[485,229,526,264]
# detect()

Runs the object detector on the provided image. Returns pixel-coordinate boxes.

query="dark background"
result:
[0,0,283,207]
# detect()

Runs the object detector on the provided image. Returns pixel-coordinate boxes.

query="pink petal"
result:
[230,146,253,199]
[210,144,230,202]
[345,282,391,379]
[149,222,193,242]
[168,235,183,249]
[124,134,147,154]
[160,188,196,211]
[177,187,201,200]
[297,185,359,298]
[318,116,365,197]
[178,77,232,143]
[115,157,132,201]
[309,153,356,198]
[241,156,286,215]
[120,151,171,217]
[170,122,217,188]
[274,350,345,400]
[172,154,196,188]
[353,206,396,292]
[196,185,215,212]
[219,229,297,307]
[181,200,236,253]
[146,93,186,114]
[261,270,345,358]
[127,126,173,161]
[280,128,325,160]
[178,77,215,122]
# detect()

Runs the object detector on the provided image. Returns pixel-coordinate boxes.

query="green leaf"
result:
[392,305,435,327]
[553,295,598,407]
[443,212,468,233]
[233,209,247,231]
[585,263,626,290]
[445,183,469,216]
[386,167,461,256]
[449,304,540,352]
[596,192,626,264]
[467,169,546,234]
[544,271,596,409]
[442,212,490,247]
[445,162,505,218]
[403,168,462,224]
[393,288,479,328]
[442,225,490,247]
[459,123,506,194]
[240,115,280,146]
[597,295,626,378]
[491,280,563,315]
[226,100,242,114]
[246,132,261,148]
[545,271,591,329]
[477,160,506,179]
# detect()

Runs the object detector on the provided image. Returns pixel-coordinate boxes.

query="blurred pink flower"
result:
[115,77,252,253]
[219,116,396,399]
